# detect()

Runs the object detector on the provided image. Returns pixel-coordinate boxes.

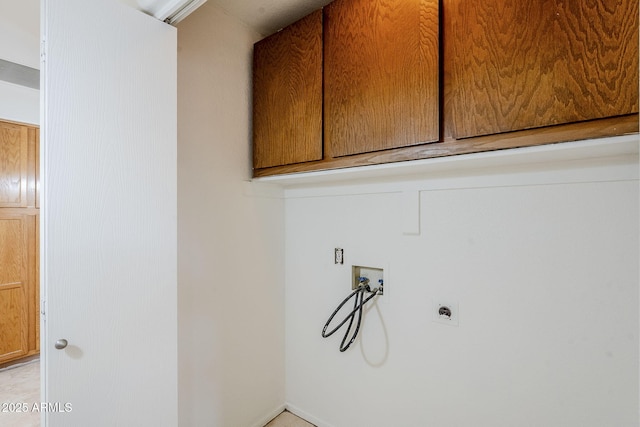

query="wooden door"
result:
[444,0,639,139]
[0,121,28,208]
[0,212,38,364]
[253,10,323,169]
[0,213,29,363]
[324,0,440,157]
[0,120,39,366]
[0,121,38,209]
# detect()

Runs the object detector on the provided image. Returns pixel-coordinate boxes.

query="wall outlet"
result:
[432,300,459,326]
[352,265,384,295]
[334,248,344,264]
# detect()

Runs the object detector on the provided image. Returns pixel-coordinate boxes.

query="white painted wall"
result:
[284,145,639,427]
[0,81,39,125]
[0,0,39,69]
[0,0,39,125]
[177,3,286,426]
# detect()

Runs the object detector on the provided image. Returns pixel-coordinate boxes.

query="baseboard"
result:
[285,402,335,427]
[250,403,286,427]
[0,355,39,371]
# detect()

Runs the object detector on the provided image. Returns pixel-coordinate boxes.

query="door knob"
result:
[55,339,68,350]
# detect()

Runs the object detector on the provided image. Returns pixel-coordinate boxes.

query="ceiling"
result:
[121,0,332,35]
[0,0,332,72]
[205,0,333,36]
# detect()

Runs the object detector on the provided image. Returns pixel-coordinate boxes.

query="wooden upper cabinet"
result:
[444,0,639,139]
[0,120,39,365]
[253,10,323,169]
[0,122,29,207]
[0,121,38,208]
[324,0,440,157]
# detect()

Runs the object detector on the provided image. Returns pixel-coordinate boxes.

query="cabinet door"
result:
[325,0,439,158]
[445,0,639,139]
[0,121,29,208]
[253,10,323,169]
[0,213,34,363]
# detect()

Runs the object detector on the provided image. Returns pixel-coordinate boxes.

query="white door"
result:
[41,0,177,425]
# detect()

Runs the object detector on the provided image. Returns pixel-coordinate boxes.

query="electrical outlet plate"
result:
[352,265,384,295]
[432,300,459,326]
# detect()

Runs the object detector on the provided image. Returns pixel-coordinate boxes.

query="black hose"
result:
[322,282,381,352]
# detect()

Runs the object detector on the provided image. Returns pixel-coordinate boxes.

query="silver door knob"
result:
[55,339,68,350]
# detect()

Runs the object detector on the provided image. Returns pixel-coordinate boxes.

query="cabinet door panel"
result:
[253,10,323,169]
[445,0,639,139]
[325,0,439,157]
[0,122,28,207]
[0,214,29,363]
[553,1,639,120]
[0,286,27,362]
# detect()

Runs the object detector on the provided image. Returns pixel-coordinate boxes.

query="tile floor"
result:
[0,359,40,427]
[265,410,315,427]
[0,360,313,427]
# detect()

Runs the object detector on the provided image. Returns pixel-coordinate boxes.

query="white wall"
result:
[0,81,39,125]
[0,0,39,125]
[284,145,639,427]
[0,0,39,69]
[177,3,286,426]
